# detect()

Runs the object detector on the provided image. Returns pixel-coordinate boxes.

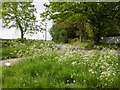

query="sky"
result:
[0,0,53,40]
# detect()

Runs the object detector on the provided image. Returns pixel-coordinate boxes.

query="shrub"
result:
[1,40,13,47]
[14,38,27,43]
[68,38,79,43]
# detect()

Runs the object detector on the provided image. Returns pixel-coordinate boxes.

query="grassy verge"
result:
[67,41,119,50]
[2,45,29,60]
[67,41,94,49]
[1,40,55,60]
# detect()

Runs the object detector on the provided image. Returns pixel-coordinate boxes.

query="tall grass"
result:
[2,46,29,60]
[68,41,119,50]
[2,41,119,88]
[1,40,55,60]
[67,41,94,48]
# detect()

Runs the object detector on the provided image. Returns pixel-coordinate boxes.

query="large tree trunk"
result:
[94,22,102,45]
[91,7,102,45]
[19,23,24,39]
[18,21,24,39]
[20,30,24,39]
[94,33,101,45]
[78,22,85,42]
[15,15,24,39]
[79,29,82,42]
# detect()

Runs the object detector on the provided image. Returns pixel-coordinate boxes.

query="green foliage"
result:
[59,29,68,43]
[13,38,27,43]
[68,38,79,43]
[50,23,79,43]
[41,2,120,44]
[94,44,119,50]
[0,2,2,19]
[85,23,93,39]
[68,40,94,48]
[68,40,120,50]
[2,45,28,60]
[1,40,56,60]
[2,2,39,39]
[1,40,13,47]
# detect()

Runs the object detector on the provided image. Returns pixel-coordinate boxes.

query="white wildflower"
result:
[89,69,93,72]
[67,80,69,83]
[101,65,105,69]
[5,62,11,66]
[71,61,76,65]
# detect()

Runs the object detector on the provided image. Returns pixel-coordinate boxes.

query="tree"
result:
[85,2,120,44]
[50,23,78,43]
[41,2,120,44]
[41,2,89,42]
[0,2,2,19]
[2,2,39,39]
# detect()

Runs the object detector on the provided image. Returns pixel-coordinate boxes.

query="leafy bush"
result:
[93,44,119,50]
[13,38,27,43]
[1,40,13,47]
[50,24,79,43]
[1,40,56,60]
[68,38,79,43]
[68,40,94,49]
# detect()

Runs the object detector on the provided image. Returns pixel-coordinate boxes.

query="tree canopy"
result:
[2,2,40,39]
[41,2,120,44]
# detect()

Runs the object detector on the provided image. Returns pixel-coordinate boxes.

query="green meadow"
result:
[1,40,120,88]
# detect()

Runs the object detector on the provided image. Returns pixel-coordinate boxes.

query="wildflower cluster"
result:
[16,41,58,58]
[56,48,119,88]
[3,40,119,88]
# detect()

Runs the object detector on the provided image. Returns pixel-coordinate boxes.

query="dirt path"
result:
[0,57,30,66]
